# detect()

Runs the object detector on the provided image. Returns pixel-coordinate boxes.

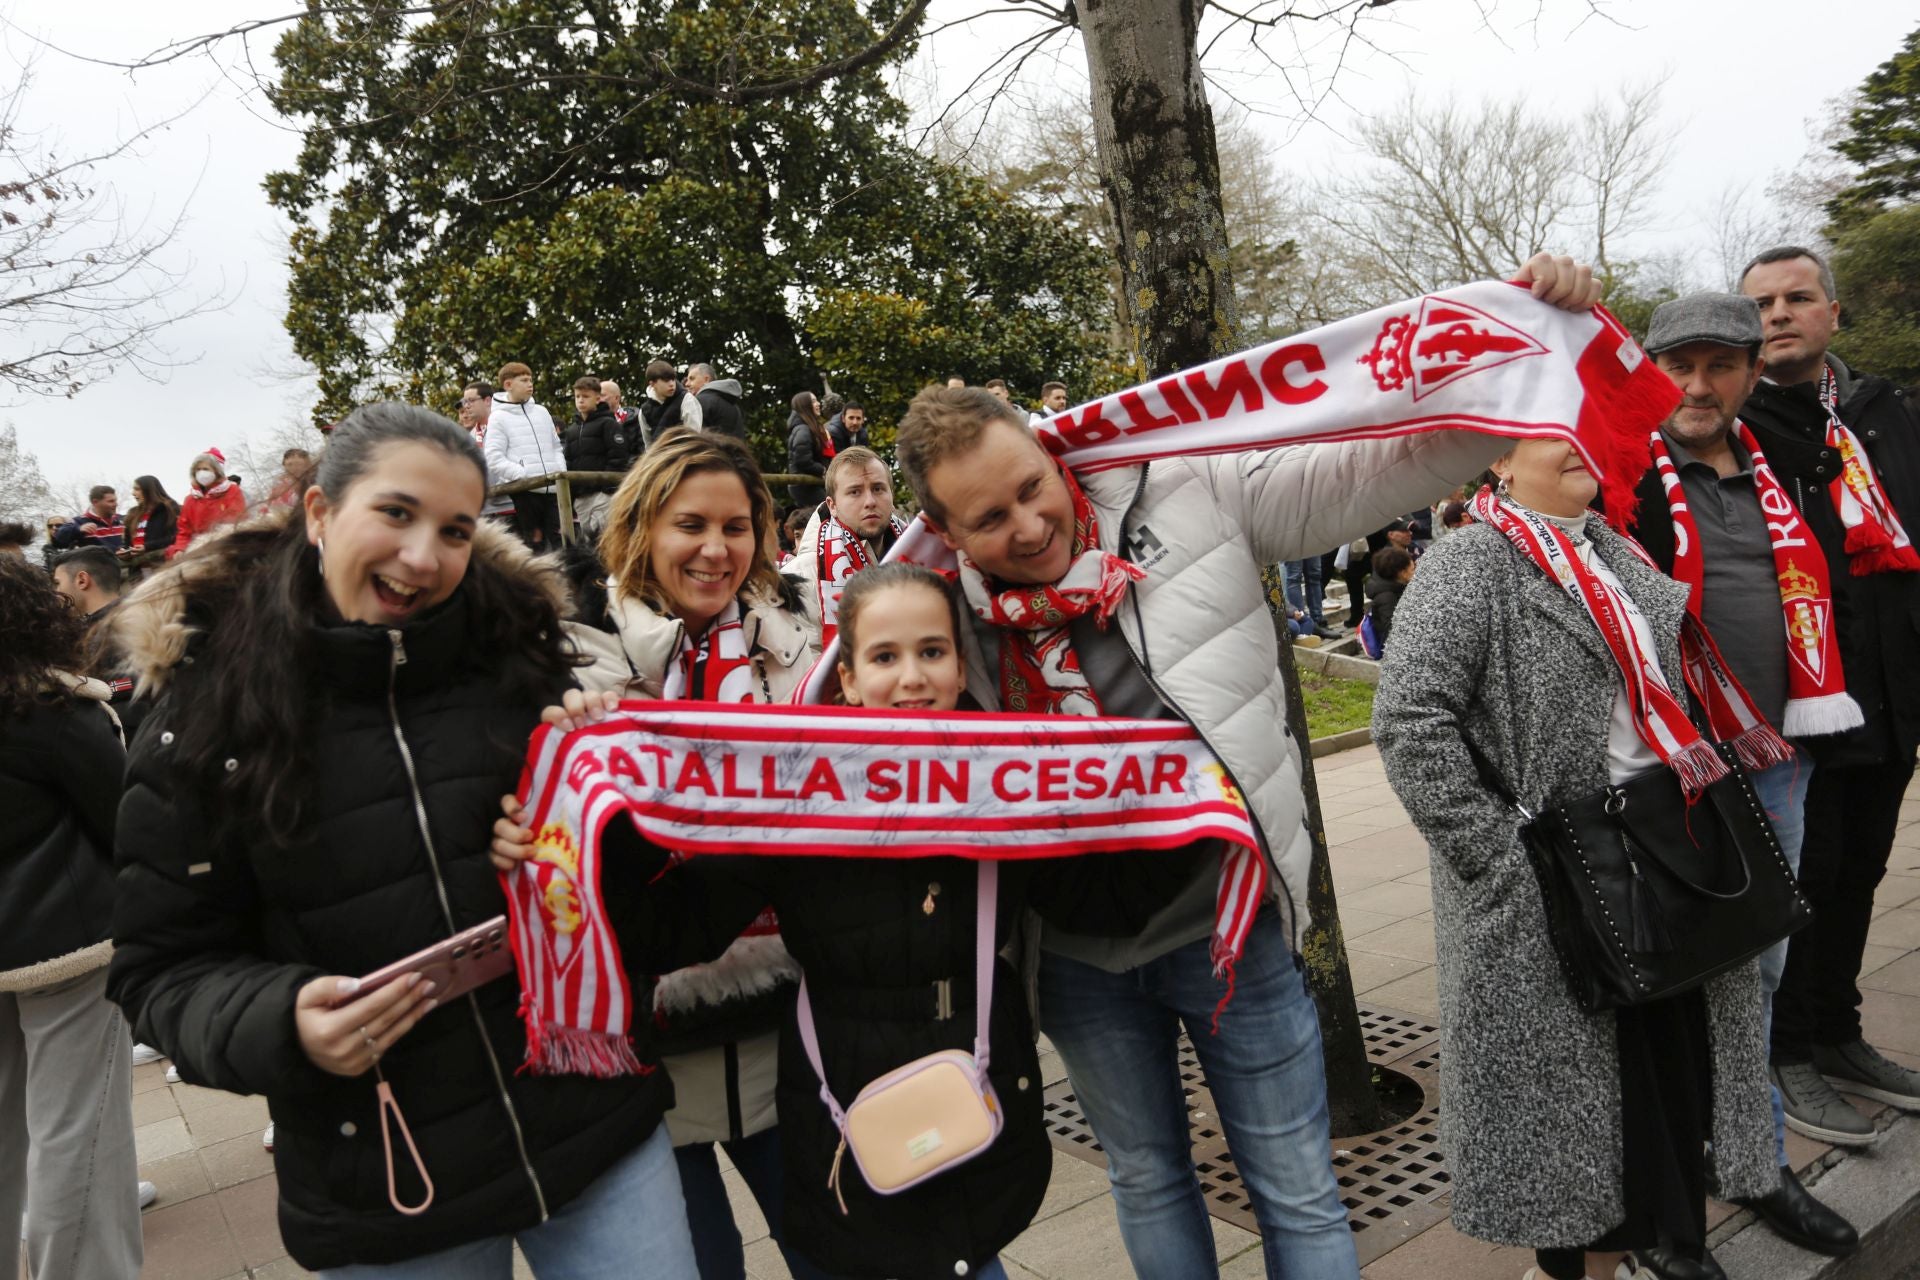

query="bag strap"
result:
[796,860,1000,1129]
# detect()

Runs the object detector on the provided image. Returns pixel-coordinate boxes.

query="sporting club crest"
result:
[1361,297,1549,400]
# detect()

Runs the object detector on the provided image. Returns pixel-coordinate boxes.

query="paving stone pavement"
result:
[100,745,1920,1279]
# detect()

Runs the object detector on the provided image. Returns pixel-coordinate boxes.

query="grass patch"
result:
[1299,670,1376,739]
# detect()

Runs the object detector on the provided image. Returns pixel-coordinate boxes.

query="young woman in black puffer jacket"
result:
[105,405,695,1276]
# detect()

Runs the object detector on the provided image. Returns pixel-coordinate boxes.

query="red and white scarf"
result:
[1470,487,1794,796]
[1649,425,1864,739]
[505,703,1262,1074]
[814,508,908,646]
[1814,366,1920,576]
[660,603,756,703]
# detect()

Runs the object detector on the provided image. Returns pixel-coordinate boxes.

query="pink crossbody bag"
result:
[796,861,1003,1213]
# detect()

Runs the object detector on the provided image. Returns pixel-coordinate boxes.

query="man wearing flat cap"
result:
[1627,291,1860,1265]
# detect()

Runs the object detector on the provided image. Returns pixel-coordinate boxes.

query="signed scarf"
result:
[1648,425,1863,739]
[1470,487,1794,796]
[505,704,1260,1075]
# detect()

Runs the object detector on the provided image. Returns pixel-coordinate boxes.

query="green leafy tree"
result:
[1832,204,1920,386]
[1825,25,1920,235]
[264,0,1115,448]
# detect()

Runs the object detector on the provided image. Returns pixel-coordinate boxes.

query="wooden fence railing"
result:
[492,471,813,546]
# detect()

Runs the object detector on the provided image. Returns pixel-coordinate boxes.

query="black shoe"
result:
[1312,623,1342,640]
[1734,1165,1859,1257]
[1631,1246,1726,1280]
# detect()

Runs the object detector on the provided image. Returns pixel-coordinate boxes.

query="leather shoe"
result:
[1631,1246,1725,1280]
[1734,1165,1859,1257]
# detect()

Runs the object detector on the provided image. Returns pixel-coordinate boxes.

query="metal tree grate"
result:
[1041,1003,1450,1265]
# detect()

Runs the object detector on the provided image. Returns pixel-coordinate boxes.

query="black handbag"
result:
[1468,741,1813,1012]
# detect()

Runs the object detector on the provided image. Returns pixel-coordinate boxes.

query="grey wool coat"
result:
[1370,517,1777,1248]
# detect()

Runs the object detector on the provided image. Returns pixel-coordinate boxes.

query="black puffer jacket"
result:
[787,414,829,508]
[1738,358,1920,765]
[560,403,635,492]
[608,839,1190,1278]
[105,526,674,1271]
[0,677,124,988]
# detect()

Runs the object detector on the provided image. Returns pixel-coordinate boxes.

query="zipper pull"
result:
[388,630,408,666]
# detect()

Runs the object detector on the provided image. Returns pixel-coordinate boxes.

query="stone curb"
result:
[1292,643,1382,685]
[1311,726,1374,758]
[1709,1111,1920,1278]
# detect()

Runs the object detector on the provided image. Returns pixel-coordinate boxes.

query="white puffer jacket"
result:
[962,431,1505,946]
[484,395,565,483]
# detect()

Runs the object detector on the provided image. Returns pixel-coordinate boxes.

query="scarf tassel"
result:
[1626,863,1675,954]
[1670,739,1730,801]
[527,1024,645,1079]
[1841,529,1920,576]
[1781,692,1866,739]
[1724,723,1796,775]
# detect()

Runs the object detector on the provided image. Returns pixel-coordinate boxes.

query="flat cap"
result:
[1645,291,1763,354]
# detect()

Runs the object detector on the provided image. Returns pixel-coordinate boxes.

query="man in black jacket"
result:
[638,359,700,443]
[561,376,634,536]
[687,363,748,442]
[1737,246,1920,1145]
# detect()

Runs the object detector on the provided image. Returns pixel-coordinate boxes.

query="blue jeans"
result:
[1284,559,1326,625]
[675,1130,835,1280]
[316,1124,697,1279]
[1749,748,1812,1167]
[1039,910,1358,1279]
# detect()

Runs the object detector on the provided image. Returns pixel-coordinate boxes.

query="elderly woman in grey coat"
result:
[1371,437,1776,1280]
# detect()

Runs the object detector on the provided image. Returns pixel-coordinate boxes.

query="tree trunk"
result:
[1080,3,1381,1136]
[1078,0,1238,374]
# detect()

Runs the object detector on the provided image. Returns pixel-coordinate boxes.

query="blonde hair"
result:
[597,428,785,611]
[894,385,1027,525]
[825,446,889,501]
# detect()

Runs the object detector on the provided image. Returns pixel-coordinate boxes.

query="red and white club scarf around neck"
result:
[504,703,1262,1075]
[1815,367,1920,576]
[1649,425,1864,740]
[659,602,756,703]
[1470,487,1794,795]
[814,508,909,646]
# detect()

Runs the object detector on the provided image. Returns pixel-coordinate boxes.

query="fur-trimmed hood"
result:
[113,508,574,697]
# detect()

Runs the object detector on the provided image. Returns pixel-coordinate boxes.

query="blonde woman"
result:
[585,428,828,1280]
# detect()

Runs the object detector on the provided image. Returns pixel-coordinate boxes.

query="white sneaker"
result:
[138,1181,157,1210]
[130,1043,164,1066]
[262,1122,275,1152]
[164,1064,181,1084]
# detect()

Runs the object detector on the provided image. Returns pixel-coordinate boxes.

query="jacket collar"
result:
[310,590,474,700]
[605,581,810,691]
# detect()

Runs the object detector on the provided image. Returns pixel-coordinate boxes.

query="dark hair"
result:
[54,546,123,593]
[842,403,865,417]
[836,563,963,671]
[464,380,495,400]
[984,378,1007,391]
[0,554,89,718]
[1372,546,1413,581]
[1041,381,1067,397]
[88,483,116,503]
[645,359,677,383]
[1740,245,1837,302]
[0,521,34,550]
[573,375,602,392]
[126,475,178,531]
[1440,501,1470,528]
[157,403,565,846]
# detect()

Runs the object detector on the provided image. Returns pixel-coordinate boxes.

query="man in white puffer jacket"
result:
[895,256,1600,1280]
[488,360,566,549]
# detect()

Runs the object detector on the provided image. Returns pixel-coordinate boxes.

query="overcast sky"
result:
[2,0,1912,505]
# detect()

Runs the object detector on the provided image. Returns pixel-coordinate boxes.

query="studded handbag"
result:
[1468,741,1814,1012]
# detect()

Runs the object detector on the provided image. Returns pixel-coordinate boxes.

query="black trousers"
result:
[1770,753,1916,1063]
[1322,548,1368,624]
[508,491,562,553]
[1535,992,1711,1277]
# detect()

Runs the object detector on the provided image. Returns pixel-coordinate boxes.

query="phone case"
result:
[343,916,515,1006]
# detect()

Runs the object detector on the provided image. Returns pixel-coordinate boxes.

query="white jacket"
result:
[962,431,1505,947]
[485,395,564,483]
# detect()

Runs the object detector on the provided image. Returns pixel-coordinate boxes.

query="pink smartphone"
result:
[340,916,515,1006]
